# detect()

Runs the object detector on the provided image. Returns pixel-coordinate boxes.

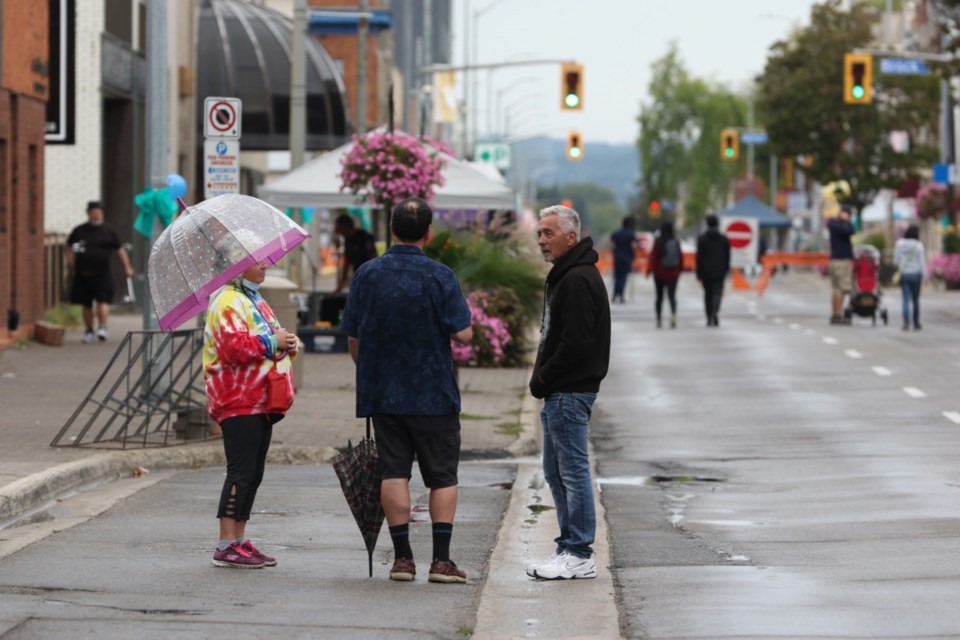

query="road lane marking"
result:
[822,337,838,345]
[903,387,927,398]
[943,412,960,424]
[804,329,816,336]
[872,366,892,376]
[845,349,863,359]
[773,318,784,324]
[789,323,801,330]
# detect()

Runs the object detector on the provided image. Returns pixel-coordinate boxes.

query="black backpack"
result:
[660,239,680,269]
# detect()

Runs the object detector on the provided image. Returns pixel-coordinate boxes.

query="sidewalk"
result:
[0,311,534,520]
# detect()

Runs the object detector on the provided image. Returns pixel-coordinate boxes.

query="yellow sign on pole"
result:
[433,71,458,123]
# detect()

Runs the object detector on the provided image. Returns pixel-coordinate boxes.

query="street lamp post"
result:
[495,76,537,138]
[471,0,506,151]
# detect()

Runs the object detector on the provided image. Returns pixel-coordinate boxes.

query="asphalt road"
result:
[596,273,960,639]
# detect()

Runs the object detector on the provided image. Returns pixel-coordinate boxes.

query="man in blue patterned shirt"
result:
[340,197,473,584]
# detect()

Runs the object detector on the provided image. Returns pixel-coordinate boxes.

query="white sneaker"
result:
[97,326,108,341]
[82,330,96,344]
[525,553,558,578]
[532,551,596,580]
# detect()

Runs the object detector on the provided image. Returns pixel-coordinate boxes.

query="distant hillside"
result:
[503,136,640,207]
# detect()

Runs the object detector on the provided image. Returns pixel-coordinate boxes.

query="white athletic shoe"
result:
[97,326,108,341]
[82,330,96,344]
[525,553,558,578]
[532,551,596,580]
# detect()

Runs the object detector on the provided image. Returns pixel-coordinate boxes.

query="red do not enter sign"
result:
[726,221,754,249]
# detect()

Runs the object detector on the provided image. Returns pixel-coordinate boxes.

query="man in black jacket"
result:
[696,214,731,327]
[526,204,611,581]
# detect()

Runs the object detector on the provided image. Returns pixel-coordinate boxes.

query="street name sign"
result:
[879,58,930,75]
[721,216,759,269]
[474,142,511,170]
[204,139,240,198]
[740,131,768,145]
[204,97,243,139]
[933,163,960,186]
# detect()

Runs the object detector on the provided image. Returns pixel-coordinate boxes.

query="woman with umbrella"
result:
[204,232,299,569]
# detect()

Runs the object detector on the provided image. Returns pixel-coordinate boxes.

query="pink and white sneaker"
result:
[240,539,277,567]
[212,542,264,569]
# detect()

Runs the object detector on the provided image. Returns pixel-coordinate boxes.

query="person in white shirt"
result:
[894,224,926,331]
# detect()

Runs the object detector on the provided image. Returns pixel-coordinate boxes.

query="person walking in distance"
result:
[339,197,474,584]
[333,214,378,294]
[527,204,611,580]
[827,206,856,325]
[66,201,134,343]
[695,214,731,327]
[609,216,639,303]
[646,220,683,328]
[894,224,926,331]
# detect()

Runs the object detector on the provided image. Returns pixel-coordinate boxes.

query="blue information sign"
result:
[740,131,768,145]
[879,58,930,75]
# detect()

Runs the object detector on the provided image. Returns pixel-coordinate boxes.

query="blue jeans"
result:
[900,273,922,327]
[540,392,598,559]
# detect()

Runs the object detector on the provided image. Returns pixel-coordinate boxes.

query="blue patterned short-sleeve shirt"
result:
[339,244,472,417]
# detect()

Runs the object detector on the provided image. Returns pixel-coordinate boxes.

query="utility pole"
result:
[461,0,470,157]
[289,0,307,286]
[357,0,369,135]
[747,96,755,182]
[143,0,168,330]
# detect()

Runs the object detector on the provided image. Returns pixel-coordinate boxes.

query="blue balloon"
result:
[166,173,187,199]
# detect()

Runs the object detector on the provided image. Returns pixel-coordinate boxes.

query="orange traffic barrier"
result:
[596,249,693,276]
[755,251,829,296]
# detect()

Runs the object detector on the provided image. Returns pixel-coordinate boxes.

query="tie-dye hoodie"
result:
[203,284,295,424]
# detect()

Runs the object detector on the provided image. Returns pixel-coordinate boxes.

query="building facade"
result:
[1,0,49,337]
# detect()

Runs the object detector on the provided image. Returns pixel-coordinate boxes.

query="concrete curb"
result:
[507,380,541,458]
[0,444,336,525]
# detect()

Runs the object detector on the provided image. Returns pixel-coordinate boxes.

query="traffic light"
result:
[560,63,584,111]
[720,128,739,161]
[649,200,661,218]
[843,53,872,104]
[566,131,583,161]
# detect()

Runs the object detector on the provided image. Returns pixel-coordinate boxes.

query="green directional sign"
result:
[474,143,511,170]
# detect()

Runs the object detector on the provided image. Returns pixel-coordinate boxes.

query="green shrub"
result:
[455,237,544,326]
[44,304,83,328]
[944,228,960,254]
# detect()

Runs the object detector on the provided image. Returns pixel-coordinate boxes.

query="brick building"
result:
[1,0,49,342]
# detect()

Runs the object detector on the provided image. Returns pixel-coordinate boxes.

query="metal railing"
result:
[51,329,216,449]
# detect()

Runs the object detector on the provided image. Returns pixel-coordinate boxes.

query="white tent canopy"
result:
[257,139,516,210]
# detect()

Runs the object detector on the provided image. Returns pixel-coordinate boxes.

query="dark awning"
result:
[718,195,791,229]
[197,0,352,151]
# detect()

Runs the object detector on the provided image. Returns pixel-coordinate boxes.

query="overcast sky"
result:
[449,0,820,145]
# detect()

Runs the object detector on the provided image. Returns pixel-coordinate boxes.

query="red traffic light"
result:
[650,201,660,212]
[561,199,573,208]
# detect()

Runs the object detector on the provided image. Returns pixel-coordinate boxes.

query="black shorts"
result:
[372,413,461,489]
[70,273,114,307]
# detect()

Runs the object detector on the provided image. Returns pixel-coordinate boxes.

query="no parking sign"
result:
[204,97,242,139]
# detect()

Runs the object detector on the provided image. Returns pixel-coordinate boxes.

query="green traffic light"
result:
[724,148,734,158]
[569,147,582,159]
[851,85,865,100]
[565,93,580,108]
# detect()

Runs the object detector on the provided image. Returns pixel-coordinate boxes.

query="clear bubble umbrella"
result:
[147,194,308,332]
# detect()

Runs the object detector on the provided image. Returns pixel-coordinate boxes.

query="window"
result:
[28,144,39,235]
[0,139,7,234]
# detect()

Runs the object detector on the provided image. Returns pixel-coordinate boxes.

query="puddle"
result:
[527,504,554,514]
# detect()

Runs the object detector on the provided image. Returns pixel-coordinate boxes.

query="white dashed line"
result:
[773,318,785,325]
[943,412,960,424]
[822,337,838,345]
[845,349,863,359]
[789,323,801,331]
[871,366,892,376]
[804,329,816,336]
[903,387,927,399]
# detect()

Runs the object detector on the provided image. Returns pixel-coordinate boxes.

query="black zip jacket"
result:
[696,229,731,281]
[529,237,611,399]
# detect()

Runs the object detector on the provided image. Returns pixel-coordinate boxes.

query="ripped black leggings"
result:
[217,414,273,521]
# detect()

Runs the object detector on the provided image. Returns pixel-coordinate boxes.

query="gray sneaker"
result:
[82,330,96,344]
[533,551,596,580]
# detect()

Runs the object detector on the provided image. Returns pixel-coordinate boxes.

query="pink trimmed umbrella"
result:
[147,194,308,332]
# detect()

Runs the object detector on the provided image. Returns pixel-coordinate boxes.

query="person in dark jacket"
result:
[609,216,639,303]
[696,214,731,327]
[526,204,611,581]
[827,207,855,325]
[646,220,683,328]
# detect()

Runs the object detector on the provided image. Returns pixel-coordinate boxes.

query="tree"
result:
[756,0,940,216]
[535,182,625,237]
[636,44,747,228]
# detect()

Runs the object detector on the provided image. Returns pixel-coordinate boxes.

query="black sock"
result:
[389,523,413,560]
[432,522,453,562]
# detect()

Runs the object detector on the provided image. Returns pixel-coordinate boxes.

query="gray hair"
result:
[539,205,581,241]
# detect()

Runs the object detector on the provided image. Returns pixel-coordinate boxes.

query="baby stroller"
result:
[843,244,889,326]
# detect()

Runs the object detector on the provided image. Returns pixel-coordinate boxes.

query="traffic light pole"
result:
[747,97,755,181]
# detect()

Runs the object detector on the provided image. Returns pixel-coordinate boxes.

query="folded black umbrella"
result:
[331,417,384,577]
